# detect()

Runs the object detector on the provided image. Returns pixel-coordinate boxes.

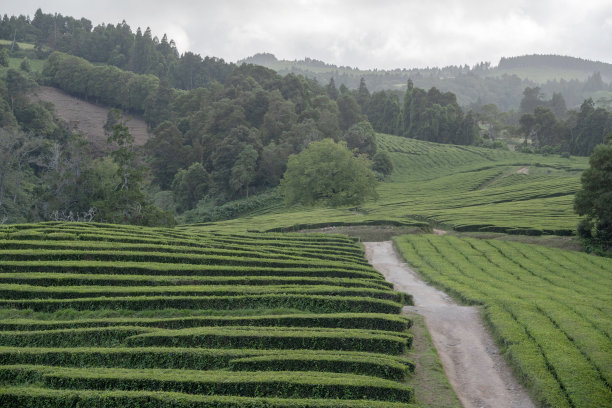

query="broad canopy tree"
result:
[574,133,612,252]
[281,139,378,207]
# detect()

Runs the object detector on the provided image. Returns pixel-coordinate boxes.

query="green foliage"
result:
[0,365,414,402]
[281,139,378,207]
[372,151,393,176]
[0,347,412,380]
[196,133,587,235]
[343,121,377,156]
[180,190,283,223]
[42,52,160,114]
[400,82,476,145]
[337,93,364,131]
[569,99,612,156]
[19,57,30,72]
[145,121,189,189]
[230,145,258,197]
[574,137,612,253]
[394,235,612,408]
[0,313,406,332]
[172,163,210,212]
[0,222,414,406]
[0,49,8,67]
[0,386,415,408]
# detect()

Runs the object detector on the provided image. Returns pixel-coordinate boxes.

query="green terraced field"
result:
[394,234,612,408]
[182,133,587,236]
[0,222,417,407]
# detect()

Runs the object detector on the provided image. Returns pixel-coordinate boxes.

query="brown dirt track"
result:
[364,241,535,408]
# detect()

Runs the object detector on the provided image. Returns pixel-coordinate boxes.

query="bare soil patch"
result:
[516,166,530,175]
[30,86,151,152]
[364,241,535,408]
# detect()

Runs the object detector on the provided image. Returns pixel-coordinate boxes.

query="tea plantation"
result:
[394,234,612,408]
[185,133,588,236]
[0,222,417,407]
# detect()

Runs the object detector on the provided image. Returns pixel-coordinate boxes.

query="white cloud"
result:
[4,0,611,69]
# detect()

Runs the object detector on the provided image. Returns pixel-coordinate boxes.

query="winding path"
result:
[364,241,535,408]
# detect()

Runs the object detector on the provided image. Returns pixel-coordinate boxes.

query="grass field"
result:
[184,133,587,237]
[394,234,612,408]
[0,221,424,407]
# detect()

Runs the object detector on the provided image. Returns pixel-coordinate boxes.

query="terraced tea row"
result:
[0,347,413,380]
[183,133,587,235]
[0,312,409,331]
[0,387,416,408]
[0,222,415,407]
[393,234,612,408]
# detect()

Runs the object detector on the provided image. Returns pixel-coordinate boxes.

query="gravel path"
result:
[364,241,535,408]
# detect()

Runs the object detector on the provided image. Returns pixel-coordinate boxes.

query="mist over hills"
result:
[240,53,612,111]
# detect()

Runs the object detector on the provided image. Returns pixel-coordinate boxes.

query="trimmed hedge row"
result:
[4,228,364,257]
[0,313,412,332]
[230,354,414,380]
[0,386,417,408]
[0,347,413,380]
[0,294,403,313]
[0,327,154,347]
[0,365,415,402]
[0,240,370,266]
[0,261,382,280]
[124,326,412,354]
[0,325,411,353]
[0,222,415,406]
[0,250,375,272]
[0,272,392,290]
[0,284,407,304]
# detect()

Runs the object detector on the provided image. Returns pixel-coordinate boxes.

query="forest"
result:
[0,9,611,229]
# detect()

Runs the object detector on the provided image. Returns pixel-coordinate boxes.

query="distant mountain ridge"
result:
[239,53,612,110]
[498,54,612,78]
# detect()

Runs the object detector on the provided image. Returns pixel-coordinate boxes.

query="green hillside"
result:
[184,133,587,236]
[394,234,612,408]
[240,53,612,109]
[0,222,419,407]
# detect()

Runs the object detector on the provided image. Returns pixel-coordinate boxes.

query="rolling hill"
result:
[183,133,588,238]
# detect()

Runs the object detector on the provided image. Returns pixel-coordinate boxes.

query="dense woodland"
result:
[0,9,611,230]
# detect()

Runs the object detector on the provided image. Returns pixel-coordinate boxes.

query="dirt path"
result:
[363,241,535,408]
[517,166,530,175]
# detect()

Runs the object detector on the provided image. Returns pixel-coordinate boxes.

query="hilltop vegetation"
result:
[241,53,612,111]
[182,133,587,236]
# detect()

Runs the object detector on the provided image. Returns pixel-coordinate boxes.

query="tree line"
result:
[517,87,612,156]
[1,9,233,90]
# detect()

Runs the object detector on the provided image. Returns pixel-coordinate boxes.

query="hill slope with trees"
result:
[240,53,612,111]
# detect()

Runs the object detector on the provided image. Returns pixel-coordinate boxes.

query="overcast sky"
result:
[4,0,612,69]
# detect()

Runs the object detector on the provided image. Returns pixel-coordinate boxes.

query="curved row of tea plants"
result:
[394,234,612,408]
[182,133,588,235]
[0,222,417,407]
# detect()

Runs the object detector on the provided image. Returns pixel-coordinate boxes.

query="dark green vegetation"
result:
[242,53,612,111]
[186,133,588,236]
[394,234,612,408]
[575,134,612,253]
[517,89,612,156]
[0,222,418,407]
[281,139,378,206]
[2,9,610,229]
